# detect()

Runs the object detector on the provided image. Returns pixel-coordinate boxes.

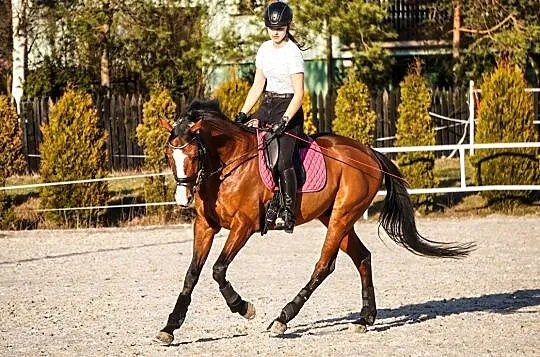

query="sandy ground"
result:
[0,216,539,357]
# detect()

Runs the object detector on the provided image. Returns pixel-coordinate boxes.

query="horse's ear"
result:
[189,119,203,133]
[159,118,173,133]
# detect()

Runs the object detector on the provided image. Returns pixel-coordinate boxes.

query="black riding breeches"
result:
[253,94,304,174]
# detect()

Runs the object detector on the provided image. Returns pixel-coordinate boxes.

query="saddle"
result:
[256,130,326,193]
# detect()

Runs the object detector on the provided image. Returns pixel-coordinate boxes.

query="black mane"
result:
[184,99,229,122]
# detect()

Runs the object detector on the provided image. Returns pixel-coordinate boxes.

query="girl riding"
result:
[235,1,305,234]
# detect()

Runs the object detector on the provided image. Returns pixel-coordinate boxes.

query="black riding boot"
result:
[279,167,297,234]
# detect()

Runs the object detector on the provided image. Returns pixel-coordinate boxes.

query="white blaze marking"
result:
[172,149,189,205]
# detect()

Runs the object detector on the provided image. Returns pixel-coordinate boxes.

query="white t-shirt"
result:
[255,40,304,94]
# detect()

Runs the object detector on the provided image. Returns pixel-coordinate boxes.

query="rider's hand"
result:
[270,116,289,136]
[234,112,248,124]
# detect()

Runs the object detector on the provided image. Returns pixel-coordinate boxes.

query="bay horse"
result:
[155,100,474,344]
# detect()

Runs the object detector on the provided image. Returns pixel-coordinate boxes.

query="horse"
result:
[155,100,474,344]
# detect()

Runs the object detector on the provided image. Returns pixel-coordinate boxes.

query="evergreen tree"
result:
[0,95,26,181]
[0,95,26,227]
[24,0,210,97]
[395,61,438,211]
[303,91,317,135]
[295,0,395,90]
[136,83,175,218]
[213,69,253,120]
[40,88,110,227]
[332,69,376,144]
[471,61,540,205]
[428,0,540,84]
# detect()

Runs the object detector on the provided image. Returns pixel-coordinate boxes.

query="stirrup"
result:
[261,193,281,236]
[283,211,295,234]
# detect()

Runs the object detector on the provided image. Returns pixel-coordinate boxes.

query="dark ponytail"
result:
[287,30,308,51]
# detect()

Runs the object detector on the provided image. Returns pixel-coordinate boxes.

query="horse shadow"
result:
[168,333,249,346]
[288,289,539,336]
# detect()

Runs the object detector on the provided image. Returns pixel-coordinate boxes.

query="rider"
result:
[234,1,304,234]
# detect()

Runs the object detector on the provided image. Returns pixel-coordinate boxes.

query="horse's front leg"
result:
[212,214,256,320]
[154,216,219,345]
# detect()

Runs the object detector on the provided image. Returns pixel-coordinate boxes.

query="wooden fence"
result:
[20,94,150,172]
[19,89,539,172]
[310,87,470,149]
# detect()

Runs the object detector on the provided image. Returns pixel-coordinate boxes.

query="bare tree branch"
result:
[459,14,516,35]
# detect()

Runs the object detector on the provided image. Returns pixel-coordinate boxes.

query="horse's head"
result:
[161,99,253,206]
[160,117,205,207]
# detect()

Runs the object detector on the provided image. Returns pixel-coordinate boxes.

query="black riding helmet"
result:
[264,1,292,28]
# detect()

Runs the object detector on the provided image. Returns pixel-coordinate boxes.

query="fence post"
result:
[375,90,383,147]
[318,92,325,132]
[382,89,389,143]
[459,147,466,188]
[469,80,475,155]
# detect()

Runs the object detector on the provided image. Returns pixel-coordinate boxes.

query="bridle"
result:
[167,135,208,199]
[167,116,267,205]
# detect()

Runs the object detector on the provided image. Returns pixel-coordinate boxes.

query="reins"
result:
[279,129,410,185]
[171,117,409,189]
[214,125,409,185]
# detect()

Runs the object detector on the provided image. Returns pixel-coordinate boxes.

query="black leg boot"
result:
[279,167,297,234]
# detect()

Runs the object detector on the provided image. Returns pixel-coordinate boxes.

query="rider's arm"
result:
[240,68,266,114]
[283,72,304,122]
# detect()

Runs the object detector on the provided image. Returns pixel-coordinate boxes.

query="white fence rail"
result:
[362,141,540,219]
[468,82,540,154]
[1,142,539,214]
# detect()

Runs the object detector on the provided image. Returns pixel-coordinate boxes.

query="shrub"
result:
[0,95,26,180]
[136,83,175,218]
[332,69,376,144]
[303,91,317,135]
[395,61,438,210]
[0,96,26,228]
[39,88,110,227]
[213,68,253,119]
[470,61,540,205]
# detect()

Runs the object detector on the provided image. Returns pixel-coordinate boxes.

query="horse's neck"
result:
[203,119,255,165]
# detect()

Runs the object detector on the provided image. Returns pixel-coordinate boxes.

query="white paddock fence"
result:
[469,82,540,155]
[1,142,539,217]
[364,141,540,219]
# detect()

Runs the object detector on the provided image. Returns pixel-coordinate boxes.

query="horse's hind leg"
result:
[267,216,345,335]
[339,228,377,331]
[318,215,376,330]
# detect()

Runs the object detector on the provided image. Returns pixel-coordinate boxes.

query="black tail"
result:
[372,150,475,258]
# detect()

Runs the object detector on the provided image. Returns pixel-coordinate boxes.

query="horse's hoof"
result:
[242,301,256,320]
[350,323,368,333]
[153,331,174,345]
[268,320,287,335]
[359,308,377,326]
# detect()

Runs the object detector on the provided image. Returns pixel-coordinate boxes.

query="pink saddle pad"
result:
[257,131,326,192]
